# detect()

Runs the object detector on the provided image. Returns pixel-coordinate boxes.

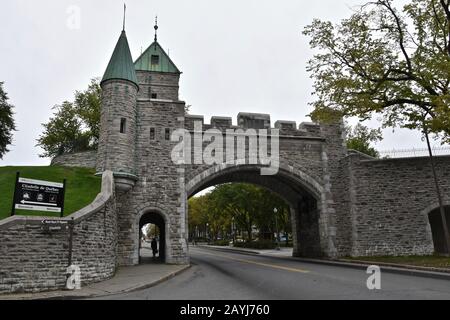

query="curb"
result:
[63,264,192,300]
[291,257,450,281]
[198,246,450,281]
[340,259,450,274]
[111,264,192,297]
[1,265,191,301]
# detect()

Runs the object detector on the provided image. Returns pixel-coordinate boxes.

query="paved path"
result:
[0,247,188,300]
[97,246,450,300]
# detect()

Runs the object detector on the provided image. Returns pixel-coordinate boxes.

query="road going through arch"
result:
[94,247,450,300]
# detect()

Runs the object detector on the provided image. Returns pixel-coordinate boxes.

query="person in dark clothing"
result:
[151,238,158,258]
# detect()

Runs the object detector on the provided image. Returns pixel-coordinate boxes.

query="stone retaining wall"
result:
[0,171,117,294]
[51,151,97,169]
[348,154,450,256]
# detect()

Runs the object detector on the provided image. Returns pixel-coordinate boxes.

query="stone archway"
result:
[137,209,169,263]
[425,203,450,254]
[185,164,335,258]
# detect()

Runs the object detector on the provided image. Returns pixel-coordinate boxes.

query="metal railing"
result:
[378,146,450,158]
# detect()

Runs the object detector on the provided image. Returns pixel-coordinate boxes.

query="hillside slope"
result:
[0,166,101,220]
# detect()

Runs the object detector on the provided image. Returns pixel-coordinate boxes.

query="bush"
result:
[233,240,277,249]
[212,239,230,246]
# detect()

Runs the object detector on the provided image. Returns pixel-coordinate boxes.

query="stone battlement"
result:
[184,112,322,138]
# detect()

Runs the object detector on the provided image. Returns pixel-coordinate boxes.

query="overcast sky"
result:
[1,0,442,167]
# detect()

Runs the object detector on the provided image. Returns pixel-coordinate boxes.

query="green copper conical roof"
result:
[134,41,181,73]
[101,31,138,86]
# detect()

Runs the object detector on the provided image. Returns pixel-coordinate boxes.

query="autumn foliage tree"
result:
[304,0,450,143]
[188,183,291,244]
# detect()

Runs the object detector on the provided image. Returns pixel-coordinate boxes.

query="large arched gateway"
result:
[186,164,326,258]
[1,23,450,295]
[91,26,449,265]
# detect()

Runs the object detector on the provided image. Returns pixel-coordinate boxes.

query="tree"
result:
[37,78,101,158]
[252,186,290,241]
[189,195,215,240]
[210,184,258,242]
[304,0,450,143]
[346,123,383,157]
[37,102,91,157]
[188,183,292,243]
[74,78,102,148]
[0,82,16,159]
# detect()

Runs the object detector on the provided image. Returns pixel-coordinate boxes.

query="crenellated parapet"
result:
[184,112,324,139]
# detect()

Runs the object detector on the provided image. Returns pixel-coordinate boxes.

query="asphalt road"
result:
[98,247,450,300]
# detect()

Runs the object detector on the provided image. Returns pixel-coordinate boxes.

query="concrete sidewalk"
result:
[0,263,190,300]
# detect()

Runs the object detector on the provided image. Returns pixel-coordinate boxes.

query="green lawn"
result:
[344,255,450,269]
[0,166,101,220]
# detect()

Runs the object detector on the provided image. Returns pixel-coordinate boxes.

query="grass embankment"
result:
[0,166,101,220]
[345,255,450,269]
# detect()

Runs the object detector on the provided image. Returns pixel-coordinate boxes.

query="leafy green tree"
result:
[0,82,16,159]
[211,184,258,241]
[304,0,450,143]
[252,187,290,240]
[189,195,214,240]
[346,124,383,157]
[189,183,292,243]
[37,78,101,158]
[37,102,91,157]
[74,79,101,147]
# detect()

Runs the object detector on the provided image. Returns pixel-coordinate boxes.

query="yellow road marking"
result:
[196,249,310,274]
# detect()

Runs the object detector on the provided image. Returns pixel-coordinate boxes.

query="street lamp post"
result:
[274,208,280,251]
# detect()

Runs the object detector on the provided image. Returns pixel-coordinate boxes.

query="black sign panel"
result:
[12,176,66,215]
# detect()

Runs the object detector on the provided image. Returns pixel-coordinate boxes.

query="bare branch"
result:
[379,0,413,72]
[440,0,450,56]
[432,0,448,52]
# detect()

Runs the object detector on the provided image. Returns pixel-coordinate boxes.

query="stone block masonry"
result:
[12,22,450,296]
[41,25,450,287]
[51,151,97,169]
[347,153,450,256]
[0,171,117,294]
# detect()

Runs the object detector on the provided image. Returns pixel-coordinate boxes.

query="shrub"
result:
[212,239,230,246]
[233,240,277,249]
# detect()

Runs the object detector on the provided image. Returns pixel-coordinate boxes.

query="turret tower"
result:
[96,29,139,192]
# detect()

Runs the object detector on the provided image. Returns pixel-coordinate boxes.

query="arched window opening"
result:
[428,206,450,254]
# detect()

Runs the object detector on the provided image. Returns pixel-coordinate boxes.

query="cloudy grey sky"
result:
[0,0,439,166]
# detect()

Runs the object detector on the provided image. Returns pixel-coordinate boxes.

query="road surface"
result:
[95,246,450,300]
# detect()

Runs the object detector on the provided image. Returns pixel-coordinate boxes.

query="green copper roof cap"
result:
[101,31,138,86]
[134,41,181,74]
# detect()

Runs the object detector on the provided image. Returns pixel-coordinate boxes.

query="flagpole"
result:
[123,4,126,31]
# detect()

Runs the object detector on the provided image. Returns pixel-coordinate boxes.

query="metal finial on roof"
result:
[154,16,159,42]
[123,3,127,31]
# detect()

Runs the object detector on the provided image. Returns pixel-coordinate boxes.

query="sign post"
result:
[68,217,75,266]
[11,174,66,216]
[60,179,67,218]
[10,172,20,217]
